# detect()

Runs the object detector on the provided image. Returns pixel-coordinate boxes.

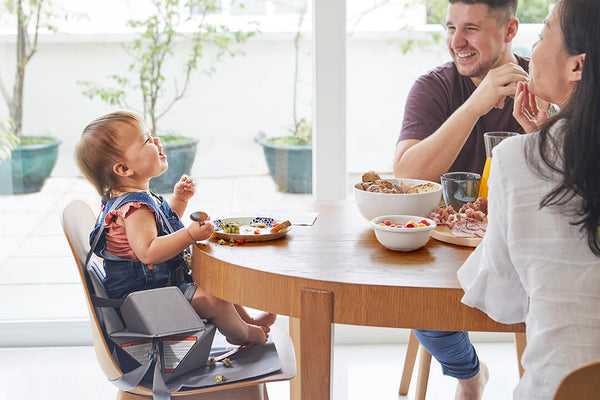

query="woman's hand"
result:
[513,81,548,133]
[174,174,195,202]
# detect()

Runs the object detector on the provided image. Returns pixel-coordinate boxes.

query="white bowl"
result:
[354,178,442,221]
[370,215,436,251]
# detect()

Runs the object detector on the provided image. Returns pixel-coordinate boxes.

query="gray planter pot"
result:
[0,136,61,195]
[255,132,312,194]
[149,138,198,193]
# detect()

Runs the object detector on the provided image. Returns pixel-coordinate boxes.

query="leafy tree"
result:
[80,0,257,136]
[0,0,68,140]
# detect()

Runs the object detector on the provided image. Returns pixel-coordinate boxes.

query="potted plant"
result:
[0,0,63,194]
[255,4,313,194]
[80,0,256,193]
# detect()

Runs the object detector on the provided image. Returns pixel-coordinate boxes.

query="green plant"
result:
[288,2,311,145]
[0,0,68,141]
[425,0,554,25]
[79,0,257,136]
[518,0,553,23]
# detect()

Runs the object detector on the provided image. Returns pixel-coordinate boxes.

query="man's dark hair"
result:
[448,0,518,21]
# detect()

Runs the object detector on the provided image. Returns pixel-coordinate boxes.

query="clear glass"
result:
[479,132,518,199]
[441,172,481,211]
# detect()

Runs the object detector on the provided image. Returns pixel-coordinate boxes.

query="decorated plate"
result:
[211,217,292,243]
[430,225,482,247]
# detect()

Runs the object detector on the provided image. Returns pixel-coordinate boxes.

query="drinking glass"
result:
[441,172,481,211]
[479,132,518,198]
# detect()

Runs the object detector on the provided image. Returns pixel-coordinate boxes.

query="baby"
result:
[77,111,275,345]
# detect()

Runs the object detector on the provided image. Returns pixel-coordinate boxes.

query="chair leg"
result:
[399,330,420,395]
[515,332,527,378]
[415,347,432,400]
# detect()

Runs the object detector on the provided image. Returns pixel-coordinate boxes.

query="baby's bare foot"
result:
[226,325,268,346]
[455,362,489,400]
[252,312,277,327]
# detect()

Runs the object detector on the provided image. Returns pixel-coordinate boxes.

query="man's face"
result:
[446,2,511,79]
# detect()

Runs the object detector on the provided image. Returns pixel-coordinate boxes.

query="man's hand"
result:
[467,63,529,117]
[173,174,195,202]
[513,81,549,133]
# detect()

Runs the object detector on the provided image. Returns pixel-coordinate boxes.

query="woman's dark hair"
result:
[526,0,600,255]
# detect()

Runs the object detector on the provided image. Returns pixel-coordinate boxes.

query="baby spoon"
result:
[190,211,208,226]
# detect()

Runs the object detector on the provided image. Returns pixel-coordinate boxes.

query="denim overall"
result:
[90,191,194,300]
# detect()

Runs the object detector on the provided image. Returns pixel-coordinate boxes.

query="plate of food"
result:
[429,197,487,247]
[211,217,292,243]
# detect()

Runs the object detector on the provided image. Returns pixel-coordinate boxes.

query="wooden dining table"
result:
[191,199,525,400]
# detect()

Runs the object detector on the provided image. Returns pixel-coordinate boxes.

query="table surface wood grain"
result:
[192,199,524,400]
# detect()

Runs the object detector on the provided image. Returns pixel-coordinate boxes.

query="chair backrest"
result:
[554,361,600,400]
[60,200,124,381]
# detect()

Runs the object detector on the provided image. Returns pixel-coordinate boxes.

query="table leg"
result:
[289,317,301,400]
[300,287,334,400]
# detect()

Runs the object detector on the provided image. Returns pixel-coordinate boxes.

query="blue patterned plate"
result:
[210,217,291,242]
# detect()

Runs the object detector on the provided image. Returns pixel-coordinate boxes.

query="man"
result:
[394,1,528,399]
[393,0,529,182]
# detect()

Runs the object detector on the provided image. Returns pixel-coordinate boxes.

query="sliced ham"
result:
[429,197,488,238]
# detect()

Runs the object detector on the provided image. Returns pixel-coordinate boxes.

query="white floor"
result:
[0,340,519,400]
[0,176,520,399]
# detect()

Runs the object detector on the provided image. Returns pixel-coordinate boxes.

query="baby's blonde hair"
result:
[76,111,145,201]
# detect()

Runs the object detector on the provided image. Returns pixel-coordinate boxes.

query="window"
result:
[0,0,552,345]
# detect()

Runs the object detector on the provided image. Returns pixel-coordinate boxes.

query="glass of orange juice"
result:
[479,131,518,199]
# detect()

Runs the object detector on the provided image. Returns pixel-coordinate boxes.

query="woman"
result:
[458,0,600,398]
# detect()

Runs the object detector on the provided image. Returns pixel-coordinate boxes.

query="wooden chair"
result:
[61,200,296,400]
[399,330,526,400]
[554,361,600,400]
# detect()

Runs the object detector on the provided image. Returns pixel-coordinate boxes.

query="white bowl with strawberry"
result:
[370,215,436,251]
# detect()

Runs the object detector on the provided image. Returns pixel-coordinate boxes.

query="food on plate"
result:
[355,170,439,194]
[270,220,291,233]
[222,222,240,234]
[250,222,267,228]
[429,197,488,238]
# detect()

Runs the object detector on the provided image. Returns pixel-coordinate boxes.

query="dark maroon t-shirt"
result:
[398,55,529,175]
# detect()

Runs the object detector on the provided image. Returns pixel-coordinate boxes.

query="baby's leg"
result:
[234,304,277,328]
[190,287,268,345]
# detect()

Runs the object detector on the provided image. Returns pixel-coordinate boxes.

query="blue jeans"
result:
[413,329,480,379]
[103,253,193,300]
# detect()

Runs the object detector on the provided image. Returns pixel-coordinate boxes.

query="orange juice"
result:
[479,157,492,199]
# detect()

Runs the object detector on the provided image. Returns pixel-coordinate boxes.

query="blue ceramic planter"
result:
[256,132,312,194]
[0,137,61,194]
[149,138,198,193]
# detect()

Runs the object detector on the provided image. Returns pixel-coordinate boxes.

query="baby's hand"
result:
[189,219,214,241]
[174,175,195,202]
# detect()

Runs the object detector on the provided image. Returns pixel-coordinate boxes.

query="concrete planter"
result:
[0,136,61,194]
[149,138,198,193]
[255,132,312,194]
